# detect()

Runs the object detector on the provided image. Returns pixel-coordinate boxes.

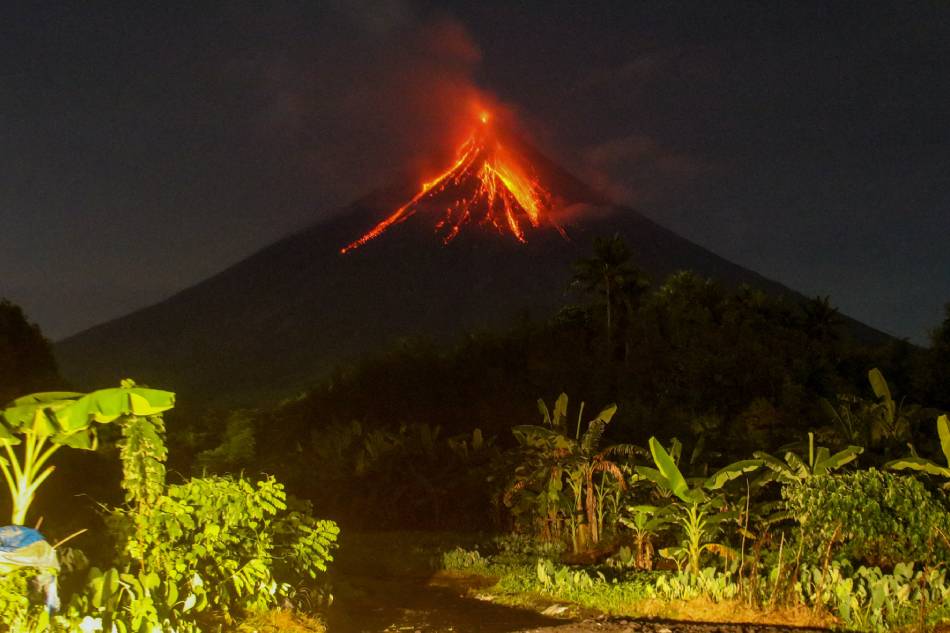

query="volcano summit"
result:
[54,115,887,405]
[342,111,567,253]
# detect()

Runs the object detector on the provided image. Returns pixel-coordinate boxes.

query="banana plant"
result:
[886,414,950,488]
[752,432,862,485]
[0,380,175,525]
[619,504,672,570]
[641,437,737,575]
[509,394,639,549]
[866,368,939,451]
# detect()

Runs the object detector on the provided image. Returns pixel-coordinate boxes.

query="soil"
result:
[325,573,565,632]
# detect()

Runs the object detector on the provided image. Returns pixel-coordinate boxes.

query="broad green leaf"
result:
[55,386,175,429]
[591,403,617,425]
[814,446,830,468]
[55,428,96,449]
[553,393,569,430]
[7,392,84,407]
[648,437,700,504]
[472,428,483,451]
[580,404,616,455]
[704,459,764,490]
[868,368,895,419]
[938,414,950,466]
[634,465,667,489]
[885,456,950,478]
[669,437,683,464]
[0,422,20,445]
[659,546,687,563]
[784,451,809,479]
[512,425,574,451]
[813,445,863,475]
[2,383,175,438]
[166,581,178,607]
[537,399,552,427]
[752,451,793,478]
[868,367,892,402]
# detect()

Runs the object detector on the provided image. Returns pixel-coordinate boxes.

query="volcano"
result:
[54,117,888,405]
[342,112,567,253]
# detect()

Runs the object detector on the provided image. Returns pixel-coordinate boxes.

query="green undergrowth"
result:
[438,536,950,631]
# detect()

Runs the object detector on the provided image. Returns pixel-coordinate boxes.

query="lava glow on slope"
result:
[341,112,565,254]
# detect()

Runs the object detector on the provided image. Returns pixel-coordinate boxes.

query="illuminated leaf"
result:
[939,414,950,466]
[648,437,702,504]
[704,459,764,490]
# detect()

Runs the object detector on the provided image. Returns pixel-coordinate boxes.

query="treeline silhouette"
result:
[164,237,949,529]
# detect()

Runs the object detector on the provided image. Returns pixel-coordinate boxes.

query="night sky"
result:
[2,1,948,344]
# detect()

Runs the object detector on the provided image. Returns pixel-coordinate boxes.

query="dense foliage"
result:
[784,469,950,568]
[181,263,944,532]
[0,298,61,405]
[4,241,950,630]
[0,390,338,632]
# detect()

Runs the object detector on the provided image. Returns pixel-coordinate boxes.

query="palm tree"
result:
[572,234,649,365]
[801,295,842,342]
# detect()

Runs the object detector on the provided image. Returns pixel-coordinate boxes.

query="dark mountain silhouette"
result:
[55,131,889,405]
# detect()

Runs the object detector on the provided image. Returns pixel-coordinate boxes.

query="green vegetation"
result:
[0,382,175,525]
[3,242,950,630]
[507,393,633,551]
[887,414,950,486]
[784,469,950,568]
[0,380,338,632]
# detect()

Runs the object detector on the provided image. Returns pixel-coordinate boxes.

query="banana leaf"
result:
[885,456,950,478]
[813,445,863,475]
[648,437,703,504]
[580,403,617,455]
[939,414,950,465]
[704,459,764,490]
[1,383,175,447]
[511,425,574,451]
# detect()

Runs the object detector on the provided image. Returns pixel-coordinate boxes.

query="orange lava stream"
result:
[341,118,559,254]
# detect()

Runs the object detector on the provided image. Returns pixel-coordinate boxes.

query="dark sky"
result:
[2,1,948,344]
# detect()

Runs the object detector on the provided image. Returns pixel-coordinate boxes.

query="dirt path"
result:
[325,573,567,632]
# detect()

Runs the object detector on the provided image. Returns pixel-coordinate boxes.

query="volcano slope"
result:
[55,125,887,406]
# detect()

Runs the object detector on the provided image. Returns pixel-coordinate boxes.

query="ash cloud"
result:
[564,48,722,210]
[229,2,494,215]
[578,133,716,208]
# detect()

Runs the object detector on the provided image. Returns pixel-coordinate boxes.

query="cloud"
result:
[221,3,495,213]
[579,133,715,207]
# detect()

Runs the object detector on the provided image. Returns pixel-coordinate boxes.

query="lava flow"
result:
[341,111,565,254]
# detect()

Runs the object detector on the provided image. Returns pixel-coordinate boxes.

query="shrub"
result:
[783,469,950,567]
[0,569,49,631]
[794,561,950,631]
[441,547,492,575]
[108,475,339,621]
